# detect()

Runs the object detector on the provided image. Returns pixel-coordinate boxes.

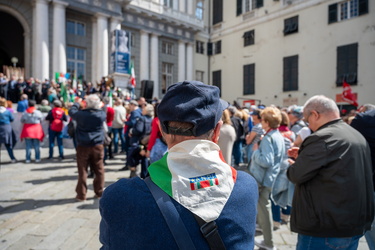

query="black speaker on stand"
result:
[140,80,154,102]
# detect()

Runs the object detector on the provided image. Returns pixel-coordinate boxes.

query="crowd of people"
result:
[1,76,374,249]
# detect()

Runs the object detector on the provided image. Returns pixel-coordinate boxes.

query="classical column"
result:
[96,14,109,81]
[91,17,97,84]
[186,42,193,81]
[140,31,149,81]
[178,41,186,81]
[52,0,68,75]
[32,0,49,80]
[187,0,194,15]
[150,33,159,98]
[110,17,122,31]
[179,0,185,12]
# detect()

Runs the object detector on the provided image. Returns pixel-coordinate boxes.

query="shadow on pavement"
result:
[0,198,86,214]
[24,175,77,184]
[31,165,76,171]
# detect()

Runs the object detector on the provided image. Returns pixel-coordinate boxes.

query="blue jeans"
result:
[232,140,243,165]
[49,129,63,158]
[25,139,40,161]
[112,127,125,153]
[297,234,361,250]
[365,192,375,249]
[271,199,291,222]
[1,143,15,160]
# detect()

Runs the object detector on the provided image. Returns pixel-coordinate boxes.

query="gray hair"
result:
[85,94,101,109]
[303,95,339,116]
[363,104,375,111]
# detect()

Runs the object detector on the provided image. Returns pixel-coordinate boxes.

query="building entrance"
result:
[0,11,24,77]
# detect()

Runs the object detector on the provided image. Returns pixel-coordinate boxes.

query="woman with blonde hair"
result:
[0,97,17,162]
[249,106,285,250]
[218,109,236,164]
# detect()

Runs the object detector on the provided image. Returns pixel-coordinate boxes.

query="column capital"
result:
[95,12,111,19]
[52,0,69,7]
[140,30,150,35]
[151,32,161,37]
[110,16,124,24]
[32,0,50,7]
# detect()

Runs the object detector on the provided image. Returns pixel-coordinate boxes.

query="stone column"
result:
[52,0,68,75]
[140,31,149,81]
[96,14,109,82]
[179,0,185,12]
[187,0,194,15]
[91,17,97,84]
[32,0,49,80]
[178,41,186,81]
[186,42,193,81]
[150,33,159,98]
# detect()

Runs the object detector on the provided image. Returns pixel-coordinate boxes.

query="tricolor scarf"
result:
[148,140,237,222]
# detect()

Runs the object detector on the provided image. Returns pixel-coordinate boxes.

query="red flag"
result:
[342,80,358,107]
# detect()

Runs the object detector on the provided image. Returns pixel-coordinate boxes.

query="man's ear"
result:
[212,120,223,144]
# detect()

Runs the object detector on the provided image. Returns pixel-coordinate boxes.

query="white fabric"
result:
[297,126,311,141]
[167,140,235,222]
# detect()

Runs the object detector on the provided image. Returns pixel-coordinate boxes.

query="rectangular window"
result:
[215,40,221,54]
[212,70,222,96]
[336,43,358,86]
[196,71,204,82]
[213,0,223,25]
[283,55,298,91]
[243,64,255,95]
[328,0,368,24]
[163,0,173,8]
[243,30,255,46]
[66,20,86,36]
[162,41,174,55]
[237,0,263,16]
[196,41,205,54]
[67,46,86,80]
[162,63,173,94]
[284,16,298,35]
[196,1,204,20]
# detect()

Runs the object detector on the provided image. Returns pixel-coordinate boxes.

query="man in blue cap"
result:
[99,81,258,249]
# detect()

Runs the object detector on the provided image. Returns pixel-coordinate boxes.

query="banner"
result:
[110,30,130,74]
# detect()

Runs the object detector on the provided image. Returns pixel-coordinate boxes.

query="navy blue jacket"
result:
[68,103,106,147]
[351,109,375,190]
[99,171,258,249]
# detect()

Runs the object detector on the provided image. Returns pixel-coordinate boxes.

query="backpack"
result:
[50,108,64,132]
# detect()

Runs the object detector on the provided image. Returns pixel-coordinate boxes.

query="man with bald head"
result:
[287,95,374,249]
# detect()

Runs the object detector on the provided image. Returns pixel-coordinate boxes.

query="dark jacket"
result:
[130,114,152,144]
[68,103,106,147]
[99,171,258,249]
[351,110,375,190]
[287,119,374,237]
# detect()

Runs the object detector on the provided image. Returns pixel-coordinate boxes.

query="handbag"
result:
[104,133,112,146]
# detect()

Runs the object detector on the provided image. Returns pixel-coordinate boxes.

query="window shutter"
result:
[207,42,213,55]
[328,4,338,24]
[256,0,264,8]
[213,0,223,25]
[358,0,368,16]
[243,64,255,95]
[212,70,222,96]
[236,0,242,16]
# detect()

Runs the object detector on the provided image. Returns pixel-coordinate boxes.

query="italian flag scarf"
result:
[148,140,237,222]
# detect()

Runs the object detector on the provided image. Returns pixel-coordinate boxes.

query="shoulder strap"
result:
[144,177,196,250]
[193,214,226,250]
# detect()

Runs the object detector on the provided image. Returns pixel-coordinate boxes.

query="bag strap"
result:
[144,177,196,250]
[193,214,226,250]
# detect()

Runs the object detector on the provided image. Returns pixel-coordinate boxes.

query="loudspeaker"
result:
[141,80,154,100]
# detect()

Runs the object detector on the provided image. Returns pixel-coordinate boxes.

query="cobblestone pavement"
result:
[0,148,369,249]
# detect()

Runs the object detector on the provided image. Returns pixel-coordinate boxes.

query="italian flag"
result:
[148,140,237,222]
[129,61,136,88]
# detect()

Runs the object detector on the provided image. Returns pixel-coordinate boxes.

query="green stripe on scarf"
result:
[148,153,173,197]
